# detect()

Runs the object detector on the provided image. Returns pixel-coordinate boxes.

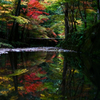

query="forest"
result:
[0,0,100,100]
[0,0,99,54]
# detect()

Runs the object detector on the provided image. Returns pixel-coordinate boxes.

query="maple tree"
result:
[21,0,49,22]
[20,0,57,42]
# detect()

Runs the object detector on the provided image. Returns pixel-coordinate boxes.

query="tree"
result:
[65,2,69,39]
[9,0,21,42]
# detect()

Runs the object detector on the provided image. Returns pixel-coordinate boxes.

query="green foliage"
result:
[9,15,30,24]
[42,1,65,38]
[7,69,28,76]
[0,42,13,48]
[57,32,83,51]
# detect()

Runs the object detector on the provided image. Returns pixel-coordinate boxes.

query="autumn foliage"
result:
[19,67,47,95]
[22,0,49,22]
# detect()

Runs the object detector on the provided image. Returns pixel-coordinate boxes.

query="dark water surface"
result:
[0,48,100,100]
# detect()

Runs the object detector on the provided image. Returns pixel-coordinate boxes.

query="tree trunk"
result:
[9,0,21,42]
[65,2,69,40]
[83,0,87,28]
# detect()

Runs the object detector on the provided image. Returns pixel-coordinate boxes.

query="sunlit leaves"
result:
[7,69,28,76]
[2,0,15,2]
[21,1,28,5]
[0,17,6,21]
[9,15,30,24]
[0,90,9,96]
[76,19,83,25]
[86,9,97,14]
[44,0,59,3]
[0,10,10,15]
[0,76,12,81]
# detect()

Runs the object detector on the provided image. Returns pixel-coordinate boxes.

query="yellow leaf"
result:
[18,86,24,90]
[0,10,10,14]
[19,16,30,24]
[86,9,96,13]
[76,19,83,25]
[8,87,15,91]
[0,91,8,95]
[21,1,28,5]
[0,18,7,21]
[0,76,13,81]
[44,0,58,3]
[40,94,45,97]
[4,0,15,2]
[3,4,11,7]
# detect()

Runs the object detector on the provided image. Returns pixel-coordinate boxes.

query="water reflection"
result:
[0,52,100,100]
[62,53,100,100]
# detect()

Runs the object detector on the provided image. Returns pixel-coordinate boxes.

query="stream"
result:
[0,47,100,100]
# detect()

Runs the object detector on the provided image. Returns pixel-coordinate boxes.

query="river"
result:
[0,47,100,100]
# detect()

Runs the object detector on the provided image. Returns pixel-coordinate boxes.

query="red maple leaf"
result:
[21,0,49,22]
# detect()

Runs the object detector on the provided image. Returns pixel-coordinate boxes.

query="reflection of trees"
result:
[17,52,47,67]
[0,51,56,100]
[80,54,100,99]
[9,52,18,92]
[0,51,99,99]
[61,52,100,100]
[41,52,100,100]
[19,66,47,96]
[61,67,86,100]
[80,54,100,88]
[61,56,67,100]
[0,52,18,100]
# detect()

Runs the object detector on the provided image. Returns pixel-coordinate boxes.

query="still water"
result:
[0,48,100,100]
